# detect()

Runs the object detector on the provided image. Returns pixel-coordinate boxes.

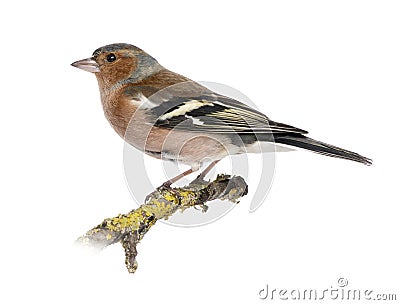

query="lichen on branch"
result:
[76,174,248,273]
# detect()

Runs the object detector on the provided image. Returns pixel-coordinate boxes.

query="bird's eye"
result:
[106,53,117,62]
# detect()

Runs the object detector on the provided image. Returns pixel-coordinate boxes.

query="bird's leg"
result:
[161,168,194,188]
[196,160,220,181]
[160,160,219,188]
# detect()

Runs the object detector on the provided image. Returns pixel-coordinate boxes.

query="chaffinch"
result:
[72,43,372,185]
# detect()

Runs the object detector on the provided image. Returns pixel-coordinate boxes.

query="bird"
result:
[71,43,372,186]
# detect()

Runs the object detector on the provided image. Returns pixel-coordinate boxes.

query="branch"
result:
[76,174,248,273]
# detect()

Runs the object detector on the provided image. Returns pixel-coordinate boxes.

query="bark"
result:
[76,174,248,273]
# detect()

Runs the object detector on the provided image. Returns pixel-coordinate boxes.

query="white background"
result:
[1,0,399,304]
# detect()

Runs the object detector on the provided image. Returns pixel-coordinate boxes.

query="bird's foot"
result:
[160,180,173,189]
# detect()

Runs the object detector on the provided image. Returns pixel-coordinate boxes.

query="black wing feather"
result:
[151,93,308,135]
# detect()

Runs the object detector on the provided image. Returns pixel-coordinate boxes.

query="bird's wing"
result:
[148,91,308,135]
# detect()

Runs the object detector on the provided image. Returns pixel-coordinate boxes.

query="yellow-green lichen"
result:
[76,174,248,274]
[142,200,174,219]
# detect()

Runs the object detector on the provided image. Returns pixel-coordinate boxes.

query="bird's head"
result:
[71,43,163,89]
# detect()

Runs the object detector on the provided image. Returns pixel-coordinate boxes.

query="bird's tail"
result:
[274,135,372,165]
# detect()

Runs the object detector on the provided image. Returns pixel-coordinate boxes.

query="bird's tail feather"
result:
[274,135,372,165]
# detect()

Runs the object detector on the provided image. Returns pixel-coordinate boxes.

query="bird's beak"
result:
[71,57,100,73]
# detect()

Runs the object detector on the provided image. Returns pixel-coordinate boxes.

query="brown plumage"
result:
[72,43,372,185]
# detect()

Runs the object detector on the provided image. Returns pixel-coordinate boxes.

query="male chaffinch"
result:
[72,43,372,185]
